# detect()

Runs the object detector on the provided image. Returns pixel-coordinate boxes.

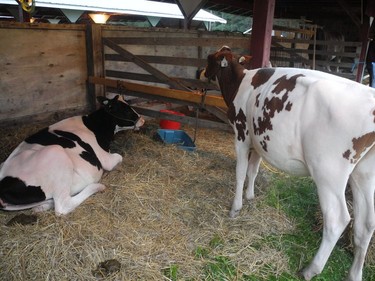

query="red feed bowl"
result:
[159,110,185,130]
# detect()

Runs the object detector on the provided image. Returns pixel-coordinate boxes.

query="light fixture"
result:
[88,13,110,24]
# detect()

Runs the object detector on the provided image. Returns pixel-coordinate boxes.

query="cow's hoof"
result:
[297,268,313,281]
[97,184,106,192]
[229,209,240,218]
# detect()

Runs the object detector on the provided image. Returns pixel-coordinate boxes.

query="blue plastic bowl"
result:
[156,129,196,151]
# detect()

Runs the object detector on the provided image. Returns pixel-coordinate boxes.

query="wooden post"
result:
[86,24,104,110]
[250,0,275,68]
[355,20,370,83]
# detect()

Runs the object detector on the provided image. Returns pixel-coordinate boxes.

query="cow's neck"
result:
[82,109,115,152]
[217,64,245,107]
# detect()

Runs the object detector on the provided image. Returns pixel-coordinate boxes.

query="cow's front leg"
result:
[230,140,250,218]
[101,153,123,171]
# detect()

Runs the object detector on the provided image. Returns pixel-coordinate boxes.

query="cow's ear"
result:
[97,96,109,105]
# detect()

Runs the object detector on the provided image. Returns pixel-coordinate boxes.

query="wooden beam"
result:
[133,106,231,131]
[88,76,227,108]
[105,70,219,90]
[336,0,361,29]
[86,24,104,110]
[105,53,206,67]
[104,37,250,49]
[356,19,371,83]
[250,0,275,68]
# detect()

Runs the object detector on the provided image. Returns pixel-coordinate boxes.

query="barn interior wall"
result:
[0,23,251,126]
[101,25,250,87]
[0,22,361,127]
[0,23,89,126]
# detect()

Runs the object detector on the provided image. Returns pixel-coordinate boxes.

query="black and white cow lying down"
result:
[0,95,144,215]
[204,47,375,281]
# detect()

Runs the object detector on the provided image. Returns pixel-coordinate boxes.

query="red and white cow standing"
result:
[0,95,144,215]
[204,47,375,281]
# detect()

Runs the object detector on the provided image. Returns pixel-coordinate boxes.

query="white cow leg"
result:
[54,183,106,215]
[230,140,250,218]
[347,167,375,281]
[302,175,350,280]
[245,151,261,200]
[32,199,54,212]
[100,152,123,171]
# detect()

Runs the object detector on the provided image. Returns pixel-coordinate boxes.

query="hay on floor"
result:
[0,121,293,280]
[0,119,373,280]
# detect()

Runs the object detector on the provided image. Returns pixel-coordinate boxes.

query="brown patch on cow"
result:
[228,105,248,142]
[234,109,247,142]
[260,140,267,152]
[251,68,276,89]
[285,102,293,111]
[351,132,375,163]
[342,149,351,160]
[253,73,305,137]
[260,136,270,152]
[373,110,375,123]
[227,104,236,124]
[253,94,288,135]
[272,74,304,95]
[343,132,375,164]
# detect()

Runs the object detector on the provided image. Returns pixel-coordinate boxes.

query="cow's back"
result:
[0,116,103,198]
[45,116,104,186]
[238,68,375,175]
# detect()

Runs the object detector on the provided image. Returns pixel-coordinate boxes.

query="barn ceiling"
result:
[169,0,365,23]
[206,0,362,17]
[0,0,367,27]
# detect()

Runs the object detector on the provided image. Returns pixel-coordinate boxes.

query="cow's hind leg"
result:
[245,151,261,200]
[347,157,375,281]
[54,183,106,215]
[230,139,251,218]
[301,165,351,280]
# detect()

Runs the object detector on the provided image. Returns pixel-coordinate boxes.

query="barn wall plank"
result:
[0,23,88,124]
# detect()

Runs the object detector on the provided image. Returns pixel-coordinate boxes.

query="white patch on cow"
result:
[220,57,228,67]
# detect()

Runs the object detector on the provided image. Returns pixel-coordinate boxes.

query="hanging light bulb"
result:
[88,13,110,24]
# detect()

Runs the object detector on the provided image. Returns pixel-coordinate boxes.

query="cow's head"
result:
[204,47,233,81]
[204,46,252,81]
[97,95,145,133]
[204,47,253,107]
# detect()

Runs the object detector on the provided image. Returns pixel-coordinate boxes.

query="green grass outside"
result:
[163,174,375,281]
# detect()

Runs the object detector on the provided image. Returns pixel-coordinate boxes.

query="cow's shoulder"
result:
[25,127,76,148]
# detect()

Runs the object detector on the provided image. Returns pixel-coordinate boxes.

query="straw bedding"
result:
[0,120,373,280]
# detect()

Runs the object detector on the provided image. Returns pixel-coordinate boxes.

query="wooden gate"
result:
[88,25,252,131]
